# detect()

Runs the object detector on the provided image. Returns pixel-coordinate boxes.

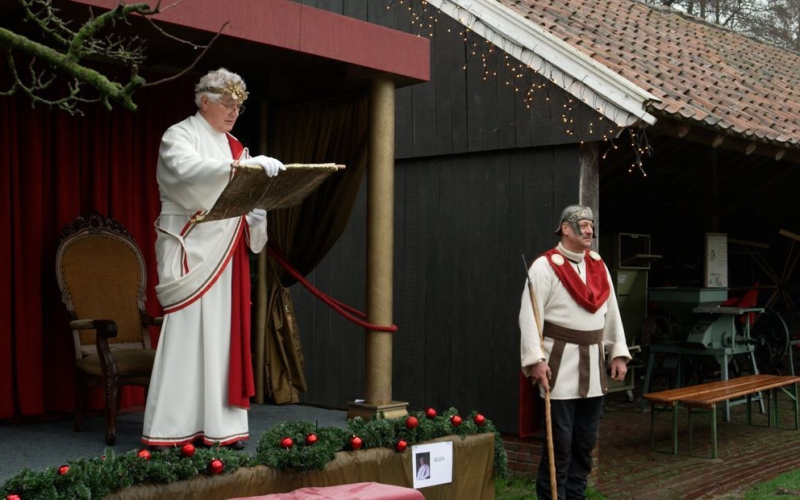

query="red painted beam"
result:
[67,0,430,83]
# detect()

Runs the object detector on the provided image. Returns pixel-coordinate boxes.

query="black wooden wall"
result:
[290,0,614,158]
[287,0,608,433]
[294,147,582,432]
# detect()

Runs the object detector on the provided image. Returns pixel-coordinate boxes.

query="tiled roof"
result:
[496,0,800,149]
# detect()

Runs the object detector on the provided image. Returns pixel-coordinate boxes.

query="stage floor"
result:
[0,403,348,483]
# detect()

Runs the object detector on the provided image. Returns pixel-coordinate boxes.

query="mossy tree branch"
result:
[0,0,221,114]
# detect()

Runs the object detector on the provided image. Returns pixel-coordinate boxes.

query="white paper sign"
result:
[704,233,728,288]
[412,441,453,489]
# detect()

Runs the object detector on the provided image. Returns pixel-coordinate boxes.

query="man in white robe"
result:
[142,68,284,450]
[519,205,631,500]
[416,455,430,480]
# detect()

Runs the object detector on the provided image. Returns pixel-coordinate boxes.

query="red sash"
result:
[544,248,610,314]
[226,134,255,409]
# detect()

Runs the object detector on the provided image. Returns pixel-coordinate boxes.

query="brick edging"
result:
[501,433,599,486]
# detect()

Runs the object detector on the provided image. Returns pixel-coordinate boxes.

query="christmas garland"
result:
[1,407,508,499]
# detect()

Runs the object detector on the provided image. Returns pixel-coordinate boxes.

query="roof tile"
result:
[497,0,800,148]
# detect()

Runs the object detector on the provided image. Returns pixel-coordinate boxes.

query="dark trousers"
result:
[536,396,604,500]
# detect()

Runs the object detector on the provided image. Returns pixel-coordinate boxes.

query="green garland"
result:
[1,407,508,499]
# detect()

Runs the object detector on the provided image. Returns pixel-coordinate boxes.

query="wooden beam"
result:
[728,238,770,250]
[649,117,800,165]
[779,228,800,243]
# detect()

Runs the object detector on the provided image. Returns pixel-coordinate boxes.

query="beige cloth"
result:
[106,434,496,500]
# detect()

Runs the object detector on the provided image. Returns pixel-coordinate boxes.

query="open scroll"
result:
[194,163,342,223]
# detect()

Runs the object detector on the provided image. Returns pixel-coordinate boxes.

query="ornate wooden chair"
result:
[55,212,160,445]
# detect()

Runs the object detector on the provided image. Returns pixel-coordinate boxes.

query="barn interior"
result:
[599,123,800,380]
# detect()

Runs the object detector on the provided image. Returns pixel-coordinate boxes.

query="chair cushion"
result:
[76,349,156,377]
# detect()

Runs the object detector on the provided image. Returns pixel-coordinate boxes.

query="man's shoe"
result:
[227,440,246,451]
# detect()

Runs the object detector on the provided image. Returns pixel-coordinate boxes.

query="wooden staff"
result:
[522,255,557,500]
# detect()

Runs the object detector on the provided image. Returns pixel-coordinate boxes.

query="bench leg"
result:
[650,402,656,451]
[688,407,693,456]
[777,383,800,430]
[650,402,679,455]
[771,388,777,427]
[746,393,752,426]
[672,403,678,454]
[711,405,718,459]
[689,405,718,459]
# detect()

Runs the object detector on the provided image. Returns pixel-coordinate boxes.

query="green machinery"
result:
[601,233,662,397]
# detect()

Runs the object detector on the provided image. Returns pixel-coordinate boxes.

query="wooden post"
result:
[348,76,408,420]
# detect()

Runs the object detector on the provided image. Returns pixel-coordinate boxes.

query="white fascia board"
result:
[426,0,659,126]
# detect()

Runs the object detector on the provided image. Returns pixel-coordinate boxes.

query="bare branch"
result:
[641,0,800,51]
[142,21,229,88]
[0,0,225,113]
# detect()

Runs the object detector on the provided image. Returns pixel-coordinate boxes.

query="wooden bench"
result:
[643,374,800,458]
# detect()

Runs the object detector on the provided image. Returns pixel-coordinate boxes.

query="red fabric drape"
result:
[0,71,196,419]
[230,223,255,409]
[225,134,255,409]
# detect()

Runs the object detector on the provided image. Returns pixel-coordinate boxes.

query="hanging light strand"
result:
[386,0,651,174]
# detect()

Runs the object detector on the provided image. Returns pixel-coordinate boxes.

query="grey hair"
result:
[194,68,247,108]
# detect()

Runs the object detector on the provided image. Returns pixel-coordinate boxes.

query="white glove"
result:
[240,155,285,177]
[246,208,267,227]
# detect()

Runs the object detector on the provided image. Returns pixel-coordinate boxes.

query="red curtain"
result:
[0,75,195,418]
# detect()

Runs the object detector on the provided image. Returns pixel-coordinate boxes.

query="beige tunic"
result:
[519,243,630,400]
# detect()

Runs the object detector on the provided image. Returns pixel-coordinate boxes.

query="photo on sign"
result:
[412,441,453,489]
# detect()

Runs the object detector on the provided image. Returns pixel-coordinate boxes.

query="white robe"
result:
[519,243,630,400]
[142,113,266,446]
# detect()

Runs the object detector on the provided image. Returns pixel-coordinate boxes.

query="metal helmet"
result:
[554,205,594,235]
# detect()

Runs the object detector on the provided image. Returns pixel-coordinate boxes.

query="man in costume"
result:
[142,68,284,450]
[519,205,630,499]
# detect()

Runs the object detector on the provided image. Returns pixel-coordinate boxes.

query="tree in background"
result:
[746,0,800,51]
[0,0,224,114]
[644,0,800,51]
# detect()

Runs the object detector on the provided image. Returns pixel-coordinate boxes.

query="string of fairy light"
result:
[386,0,654,175]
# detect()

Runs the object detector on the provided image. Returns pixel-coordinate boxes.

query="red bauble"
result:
[280,437,294,449]
[450,415,463,427]
[405,416,419,429]
[181,444,196,458]
[7,495,21,500]
[425,408,437,419]
[137,449,152,461]
[305,433,318,446]
[350,435,363,450]
[58,465,69,475]
[395,439,408,453]
[209,459,224,474]
[473,414,486,426]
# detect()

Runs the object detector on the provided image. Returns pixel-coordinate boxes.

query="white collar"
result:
[192,112,232,159]
[557,242,584,263]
